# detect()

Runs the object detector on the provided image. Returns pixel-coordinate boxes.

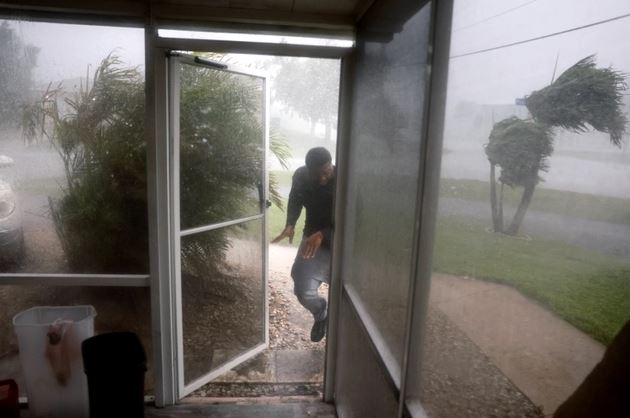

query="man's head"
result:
[305,147,334,185]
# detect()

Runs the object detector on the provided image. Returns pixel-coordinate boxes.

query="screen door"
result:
[168,53,269,396]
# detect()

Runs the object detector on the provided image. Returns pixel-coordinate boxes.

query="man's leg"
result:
[293,276,327,342]
[291,240,331,341]
[293,275,327,322]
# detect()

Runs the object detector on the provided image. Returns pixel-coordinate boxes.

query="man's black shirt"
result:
[286,166,334,238]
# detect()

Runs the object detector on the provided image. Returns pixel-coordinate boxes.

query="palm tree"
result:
[485,56,627,235]
[485,117,552,234]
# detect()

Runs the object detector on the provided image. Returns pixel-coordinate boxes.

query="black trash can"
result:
[82,332,147,418]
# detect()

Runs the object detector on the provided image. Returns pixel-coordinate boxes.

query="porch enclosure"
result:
[329,0,452,417]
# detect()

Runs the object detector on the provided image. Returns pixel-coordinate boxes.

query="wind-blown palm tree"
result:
[486,56,627,235]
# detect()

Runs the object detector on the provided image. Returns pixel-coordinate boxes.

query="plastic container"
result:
[82,332,146,418]
[13,305,97,418]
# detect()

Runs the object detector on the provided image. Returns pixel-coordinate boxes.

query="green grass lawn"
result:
[267,198,303,247]
[433,216,630,346]
[268,169,630,345]
[440,178,630,226]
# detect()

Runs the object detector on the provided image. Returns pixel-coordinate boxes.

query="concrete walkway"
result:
[211,349,324,384]
[430,273,605,415]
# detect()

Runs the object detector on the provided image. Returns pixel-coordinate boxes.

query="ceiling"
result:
[0,0,377,34]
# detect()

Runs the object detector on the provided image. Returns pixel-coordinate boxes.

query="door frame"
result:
[168,51,270,397]
[147,31,353,406]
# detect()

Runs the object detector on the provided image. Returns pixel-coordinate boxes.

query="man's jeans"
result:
[291,239,331,322]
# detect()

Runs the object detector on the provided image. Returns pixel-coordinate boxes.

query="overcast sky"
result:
[6,0,630,106]
[448,0,630,105]
[10,21,144,84]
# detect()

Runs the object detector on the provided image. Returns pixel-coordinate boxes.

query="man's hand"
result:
[272,225,295,244]
[301,231,324,259]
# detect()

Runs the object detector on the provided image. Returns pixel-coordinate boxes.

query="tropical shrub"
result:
[23,54,286,274]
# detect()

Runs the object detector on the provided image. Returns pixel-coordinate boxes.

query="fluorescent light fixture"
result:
[158,29,354,48]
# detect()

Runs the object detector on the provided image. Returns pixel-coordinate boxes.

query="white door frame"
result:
[147,31,352,407]
[165,50,270,398]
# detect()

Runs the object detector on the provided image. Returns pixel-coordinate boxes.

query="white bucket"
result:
[12,305,97,418]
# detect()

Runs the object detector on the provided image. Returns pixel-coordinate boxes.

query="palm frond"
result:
[268,174,284,210]
[485,117,553,187]
[270,129,291,170]
[526,55,628,145]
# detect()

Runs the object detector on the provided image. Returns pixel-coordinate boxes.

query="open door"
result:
[167,52,269,396]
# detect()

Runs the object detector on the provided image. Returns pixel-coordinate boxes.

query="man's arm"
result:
[285,169,305,228]
[272,169,305,244]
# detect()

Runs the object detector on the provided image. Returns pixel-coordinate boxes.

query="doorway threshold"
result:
[191,348,324,397]
[147,396,336,418]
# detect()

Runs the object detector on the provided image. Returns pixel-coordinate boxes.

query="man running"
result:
[272,147,334,342]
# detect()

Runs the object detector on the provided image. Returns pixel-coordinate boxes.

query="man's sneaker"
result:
[310,316,328,342]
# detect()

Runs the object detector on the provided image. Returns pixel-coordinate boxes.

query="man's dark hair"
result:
[305,147,332,170]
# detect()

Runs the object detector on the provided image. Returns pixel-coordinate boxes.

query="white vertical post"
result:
[147,31,179,406]
[167,56,185,396]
